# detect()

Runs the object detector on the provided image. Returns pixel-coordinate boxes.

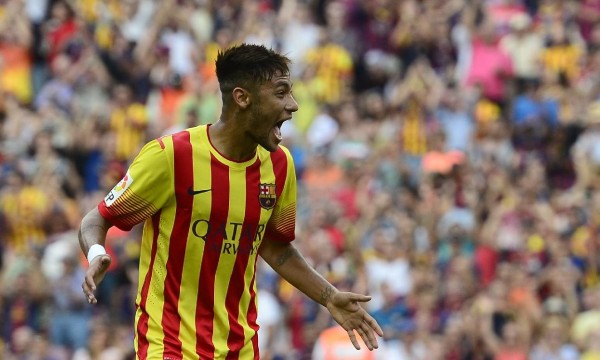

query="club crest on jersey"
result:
[105,171,133,207]
[258,183,276,209]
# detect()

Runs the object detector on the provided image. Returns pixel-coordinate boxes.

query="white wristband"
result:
[87,244,107,264]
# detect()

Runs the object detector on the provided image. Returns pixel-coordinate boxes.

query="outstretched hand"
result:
[82,254,111,304]
[326,291,384,351]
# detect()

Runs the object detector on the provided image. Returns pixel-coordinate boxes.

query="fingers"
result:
[346,292,372,303]
[82,272,97,304]
[343,312,383,351]
[364,313,384,337]
[346,329,361,350]
[348,325,379,351]
[83,255,111,304]
[359,321,379,350]
[355,327,370,350]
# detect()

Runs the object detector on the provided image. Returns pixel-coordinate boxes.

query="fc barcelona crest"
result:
[259,183,277,209]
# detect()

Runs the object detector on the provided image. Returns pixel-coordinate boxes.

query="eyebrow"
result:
[274,81,293,89]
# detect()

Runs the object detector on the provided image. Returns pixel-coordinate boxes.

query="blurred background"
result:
[1,0,600,359]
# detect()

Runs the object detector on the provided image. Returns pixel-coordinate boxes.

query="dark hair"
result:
[215,44,291,101]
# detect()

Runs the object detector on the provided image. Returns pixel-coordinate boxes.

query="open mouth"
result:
[273,119,289,141]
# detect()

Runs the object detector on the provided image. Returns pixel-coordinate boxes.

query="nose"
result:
[286,94,299,113]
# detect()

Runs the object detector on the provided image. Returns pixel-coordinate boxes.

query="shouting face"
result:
[245,72,298,152]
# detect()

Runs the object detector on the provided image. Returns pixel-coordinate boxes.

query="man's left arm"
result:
[259,240,383,351]
[262,148,382,349]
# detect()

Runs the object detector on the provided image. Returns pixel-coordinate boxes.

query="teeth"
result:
[273,125,282,140]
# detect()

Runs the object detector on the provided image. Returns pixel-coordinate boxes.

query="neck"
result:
[208,119,257,162]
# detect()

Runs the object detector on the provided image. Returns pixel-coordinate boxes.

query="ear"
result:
[232,87,252,109]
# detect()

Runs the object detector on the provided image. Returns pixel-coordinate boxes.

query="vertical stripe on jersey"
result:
[247,271,260,360]
[161,131,194,359]
[196,154,230,358]
[212,166,245,357]
[270,149,288,199]
[136,210,162,359]
[224,159,262,359]
[246,149,288,357]
[178,130,212,360]
[245,151,281,359]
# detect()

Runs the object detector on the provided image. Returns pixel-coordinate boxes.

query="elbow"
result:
[259,240,297,270]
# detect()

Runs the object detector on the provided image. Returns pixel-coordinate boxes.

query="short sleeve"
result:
[98,139,172,230]
[264,149,297,243]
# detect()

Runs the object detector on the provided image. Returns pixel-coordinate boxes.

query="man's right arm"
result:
[79,207,112,304]
[79,207,111,254]
[79,138,172,303]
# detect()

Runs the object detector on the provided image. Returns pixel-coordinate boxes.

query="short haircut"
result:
[215,44,291,100]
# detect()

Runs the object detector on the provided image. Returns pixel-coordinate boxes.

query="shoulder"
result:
[276,145,293,161]
[258,145,293,164]
[132,134,177,169]
[154,126,207,150]
[275,145,294,164]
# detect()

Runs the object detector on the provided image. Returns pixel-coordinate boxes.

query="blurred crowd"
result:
[2,0,600,359]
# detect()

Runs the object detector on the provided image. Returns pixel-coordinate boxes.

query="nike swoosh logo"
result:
[187,187,211,196]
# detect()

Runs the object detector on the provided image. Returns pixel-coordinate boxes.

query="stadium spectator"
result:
[49,253,90,354]
[2,0,600,359]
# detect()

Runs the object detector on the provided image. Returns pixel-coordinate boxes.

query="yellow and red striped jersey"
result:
[98,125,297,360]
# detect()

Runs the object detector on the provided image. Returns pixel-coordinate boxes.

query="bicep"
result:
[258,239,286,265]
[258,238,276,258]
[82,207,112,230]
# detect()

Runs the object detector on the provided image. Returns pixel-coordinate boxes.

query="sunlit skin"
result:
[208,72,298,161]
